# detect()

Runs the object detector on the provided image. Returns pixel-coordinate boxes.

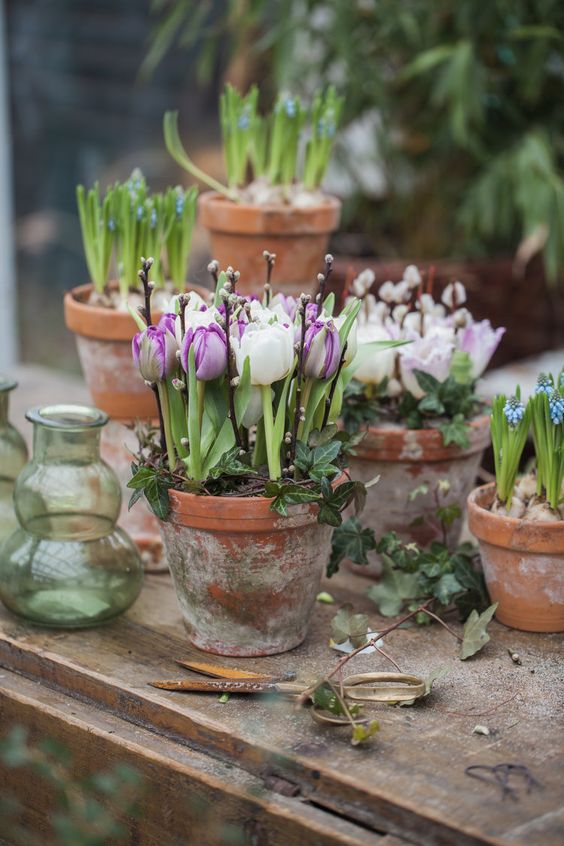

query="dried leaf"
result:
[460,603,498,660]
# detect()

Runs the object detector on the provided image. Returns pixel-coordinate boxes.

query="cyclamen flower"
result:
[181,323,227,382]
[399,328,456,399]
[303,319,341,380]
[351,269,375,298]
[535,373,553,396]
[402,265,421,290]
[441,281,467,309]
[132,325,177,384]
[503,396,525,428]
[548,390,564,425]
[457,320,506,379]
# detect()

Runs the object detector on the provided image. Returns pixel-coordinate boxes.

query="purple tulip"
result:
[458,320,506,379]
[181,322,227,381]
[132,325,178,384]
[303,319,341,380]
[157,312,177,334]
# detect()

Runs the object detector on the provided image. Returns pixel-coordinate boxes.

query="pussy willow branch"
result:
[289,294,310,467]
[263,250,275,307]
[315,253,333,318]
[222,294,243,449]
[138,257,166,453]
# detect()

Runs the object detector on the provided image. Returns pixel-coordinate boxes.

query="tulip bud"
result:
[303,319,341,380]
[181,323,227,381]
[132,325,178,384]
[235,322,294,386]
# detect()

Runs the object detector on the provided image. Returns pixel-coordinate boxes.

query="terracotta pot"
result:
[198,191,341,296]
[348,416,490,577]
[468,483,564,633]
[159,488,336,656]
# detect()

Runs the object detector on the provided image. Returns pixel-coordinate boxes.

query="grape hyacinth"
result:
[548,390,564,425]
[535,373,553,396]
[503,396,525,428]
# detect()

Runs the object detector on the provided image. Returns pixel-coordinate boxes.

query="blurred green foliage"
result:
[145,0,564,279]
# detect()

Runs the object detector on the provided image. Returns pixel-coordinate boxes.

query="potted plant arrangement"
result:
[164,84,343,295]
[468,371,564,633]
[64,170,207,567]
[127,254,378,656]
[340,266,505,575]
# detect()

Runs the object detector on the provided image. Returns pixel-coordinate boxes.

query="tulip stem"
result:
[321,342,347,429]
[157,382,177,471]
[223,296,244,449]
[289,295,309,468]
[262,384,280,480]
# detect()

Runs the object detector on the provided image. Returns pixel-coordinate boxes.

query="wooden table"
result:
[1,565,562,846]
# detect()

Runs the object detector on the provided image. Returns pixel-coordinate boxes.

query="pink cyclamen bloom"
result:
[303,319,341,380]
[132,325,178,384]
[181,322,227,381]
[458,320,506,379]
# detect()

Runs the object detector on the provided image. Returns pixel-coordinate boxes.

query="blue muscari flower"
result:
[560,372,564,388]
[237,111,250,131]
[316,118,325,138]
[535,373,552,396]
[548,390,564,425]
[136,204,144,222]
[503,396,525,428]
[284,98,297,118]
[108,217,116,232]
[150,208,157,229]
[175,193,184,219]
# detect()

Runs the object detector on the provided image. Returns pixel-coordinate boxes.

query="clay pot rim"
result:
[64,281,210,342]
[353,414,491,462]
[167,472,346,531]
[199,189,341,215]
[468,482,564,553]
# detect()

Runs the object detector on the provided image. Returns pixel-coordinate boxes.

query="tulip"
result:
[270,293,298,321]
[334,315,358,365]
[457,319,505,379]
[398,328,455,398]
[132,325,178,384]
[303,318,342,380]
[235,322,294,386]
[354,324,396,386]
[181,322,227,381]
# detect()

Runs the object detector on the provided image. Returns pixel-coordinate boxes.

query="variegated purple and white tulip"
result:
[132,324,178,384]
[303,318,342,380]
[181,322,227,381]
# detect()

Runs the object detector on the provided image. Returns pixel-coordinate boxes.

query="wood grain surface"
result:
[0,567,562,846]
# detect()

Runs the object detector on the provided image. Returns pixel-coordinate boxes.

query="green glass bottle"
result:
[0,378,28,542]
[0,404,143,626]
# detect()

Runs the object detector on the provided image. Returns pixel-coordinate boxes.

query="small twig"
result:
[222,291,243,450]
[207,259,220,289]
[420,607,463,642]
[138,256,155,326]
[315,253,333,318]
[263,250,276,307]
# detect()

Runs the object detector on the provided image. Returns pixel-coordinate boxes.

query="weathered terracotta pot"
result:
[348,416,491,577]
[159,488,335,656]
[199,191,341,296]
[468,483,564,633]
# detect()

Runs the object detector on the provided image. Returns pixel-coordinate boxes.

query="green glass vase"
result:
[0,404,143,627]
[0,378,28,542]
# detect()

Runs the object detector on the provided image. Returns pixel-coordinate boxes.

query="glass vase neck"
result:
[26,404,108,463]
[0,378,17,425]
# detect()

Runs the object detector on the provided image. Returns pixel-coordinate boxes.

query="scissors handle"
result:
[343,672,426,702]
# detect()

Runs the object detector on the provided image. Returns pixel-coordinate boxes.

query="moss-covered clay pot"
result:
[159,489,335,656]
[468,483,564,633]
[348,416,491,577]
[199,191,341,296]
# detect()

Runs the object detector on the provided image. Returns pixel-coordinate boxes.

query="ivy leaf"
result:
[433,572,463,605]
[327,517,377,577]
[413,369,441,395]
[265,482,321,517]
[331,604,369,648]
[312,684,362,718]
[351,720,380,746]
[207,446,255,480]
[418,394,445,415]
[439,414,470,449]
[460,603,498,659]
[308,423,338,447]
[408,483,429,501]
[367,562,420,617]
[436,503,462,527]
[127,465,172,520]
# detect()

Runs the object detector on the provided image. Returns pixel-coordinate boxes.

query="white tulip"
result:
[235,322,294,385]
[354,324,396,386]
[334,316,358,365]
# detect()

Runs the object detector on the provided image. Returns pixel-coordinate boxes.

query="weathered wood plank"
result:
[0,670,394,846]
[1,571,561,846]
